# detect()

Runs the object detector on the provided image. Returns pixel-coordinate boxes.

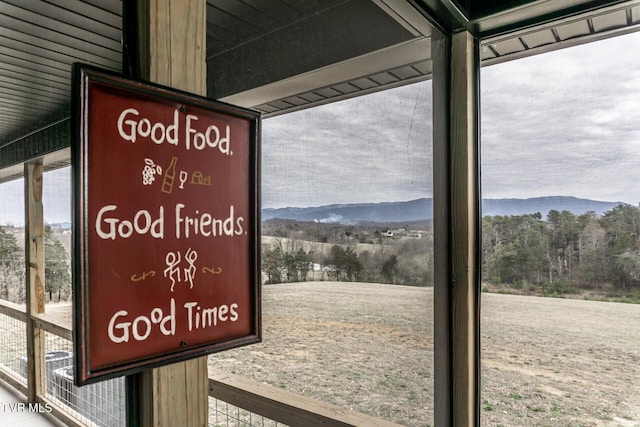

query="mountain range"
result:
[262,196,626,225]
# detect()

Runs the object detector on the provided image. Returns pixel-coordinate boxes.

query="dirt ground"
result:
[482,293,640,427]
[35,282,640,426]
[210,281,432,426]
[208,282,640,427]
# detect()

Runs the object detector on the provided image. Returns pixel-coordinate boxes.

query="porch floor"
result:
[0,378,65,427]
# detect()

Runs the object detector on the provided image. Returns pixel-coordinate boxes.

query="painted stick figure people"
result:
[164,248,198,291]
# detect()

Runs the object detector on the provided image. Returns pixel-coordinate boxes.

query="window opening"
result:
[481,31,640,426]
[211,79,435,426]
[0,178,25,304]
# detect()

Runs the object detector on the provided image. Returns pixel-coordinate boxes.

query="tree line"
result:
[0,225,71,304]
[3,204,640,301]
[261,221,433,287]
[263,204,640,298]
[262,240,433,287]
[483,204,640,296]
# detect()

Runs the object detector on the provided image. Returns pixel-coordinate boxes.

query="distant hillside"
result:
[262,199,433,225]
[262,196,625,225]
[481,196,625,218]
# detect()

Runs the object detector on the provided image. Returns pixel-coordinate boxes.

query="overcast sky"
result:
[262,79,432,208]
[1,31,639,224]
[261,30,640,209]
[481,30,640,204]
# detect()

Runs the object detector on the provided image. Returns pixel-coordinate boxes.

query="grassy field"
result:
[209,282,640,427]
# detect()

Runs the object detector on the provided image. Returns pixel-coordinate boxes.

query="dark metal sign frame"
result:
[71,64,261,386]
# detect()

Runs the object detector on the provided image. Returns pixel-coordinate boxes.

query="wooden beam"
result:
[133,0,207,95]
[0,298,27,322]
[209,370,404,427]
[432,29,481,427]
[449,30,480,427]
[126,1,209,426]
[0,119,70,178]
[24,161,46,403]
[140,358,209,427]
[431,29,452,427]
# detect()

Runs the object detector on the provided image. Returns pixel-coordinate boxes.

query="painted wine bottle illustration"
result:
[161,156,178,194]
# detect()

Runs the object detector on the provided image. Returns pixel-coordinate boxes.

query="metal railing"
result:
[0,300,27,385]
[0,300,125,427]
[208,369,403,427]
[209,396,285,427]
[0,298,402,427]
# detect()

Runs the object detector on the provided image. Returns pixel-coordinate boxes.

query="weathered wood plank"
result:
[24,161,46,403]
[209,369,404,427]
[32,313,72,342]
[0,298,27,321]
[431,29,452,427]
[136,0,207,95]
[432,29,481,427]
[139,357,208,427]
[133,1,209,426]
[449,31,481,427]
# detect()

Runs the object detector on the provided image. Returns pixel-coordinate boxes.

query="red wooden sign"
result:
[71,65,261,385]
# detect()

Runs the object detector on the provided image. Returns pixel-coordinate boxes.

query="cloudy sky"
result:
[481,30,640,204]
[262,79,432,208]
[261,30,640,209]
[1,30,640,224]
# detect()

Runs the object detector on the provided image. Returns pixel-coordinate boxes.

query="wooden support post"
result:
[431,29,452,427]
[125,1,209,426]
[449,30,481,427]
[24,161,46,403]
[432,30,481,427]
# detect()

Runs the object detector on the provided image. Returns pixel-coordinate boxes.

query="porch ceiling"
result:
[0,0,639,181]
[0,0,122,146]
